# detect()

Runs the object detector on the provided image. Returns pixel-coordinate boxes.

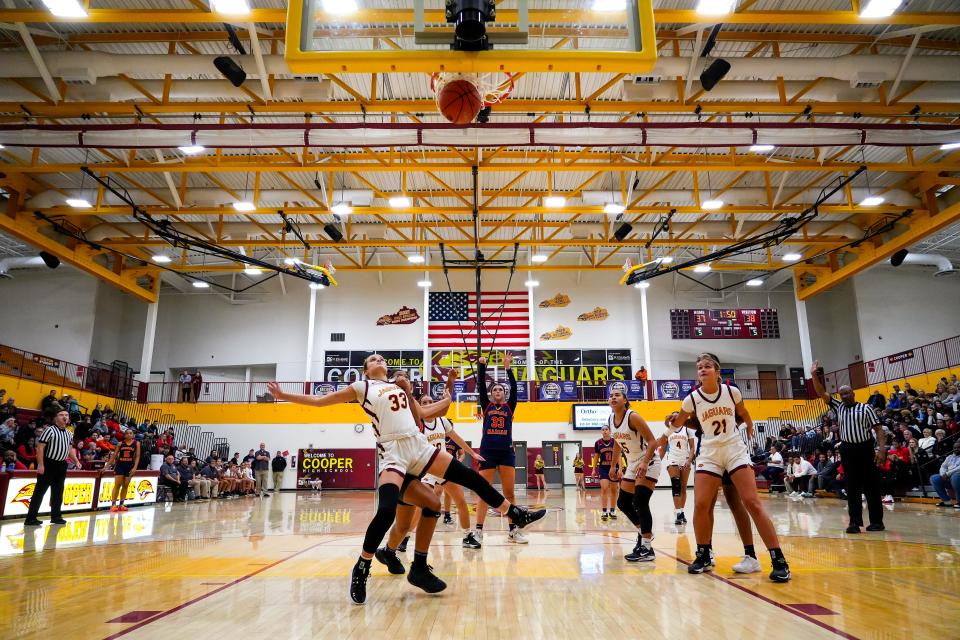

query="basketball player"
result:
[267,355,545,605]
[607,389,661,561]
[651,353,790,582]
[108,429,140,512]
[473,353,527,543]
[673,411,763,574]
[418,378,484,549]
[665,413,696,525]
[573,452,585,491]
[594,425,617,520]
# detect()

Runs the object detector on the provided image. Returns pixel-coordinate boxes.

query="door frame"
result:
[561,441,583,486]
[541,440,565,488]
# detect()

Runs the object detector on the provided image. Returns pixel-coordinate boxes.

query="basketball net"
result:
[431,71,515,112]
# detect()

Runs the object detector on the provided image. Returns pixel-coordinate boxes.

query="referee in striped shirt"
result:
[25,408,79,526]
[810,360,887,534]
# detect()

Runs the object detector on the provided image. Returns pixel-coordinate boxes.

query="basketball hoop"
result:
[432,72,515,123]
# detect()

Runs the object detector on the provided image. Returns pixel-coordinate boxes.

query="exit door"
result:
[562,442,582,485]
[513,441,527,488]
[542,441,564,487]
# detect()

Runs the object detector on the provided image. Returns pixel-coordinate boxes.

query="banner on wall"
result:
[430,349,632,386]
[5,476,98,517]
[538,381,578,401]
[606,380,645,400]
[656,380,698,400]
[297,448,377,489]
[95,472,158,509]
[322,350,424,383]
[311,382,352,396]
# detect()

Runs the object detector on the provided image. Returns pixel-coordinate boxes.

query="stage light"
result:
[323,223,344,243]
[233,201,256,212]
[783,253,802,262]
[389,196,412,208]
[860,196,884,206]
[152,254,172,264]
[694,264,712,273]
[192,281,210,289]
[407,254,425,264]
[214,56,246,87]
[702,199,724,209]
[699,59,731,92]
[178,145,206,155]
[66,198,92,208]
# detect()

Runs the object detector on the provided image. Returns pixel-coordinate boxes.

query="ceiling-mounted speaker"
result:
[214,56,246,87]
[613,222,633,242]
[890,248,909,267]
[323,223,344,243]
[39,251,60,269]
[699,58,731,92]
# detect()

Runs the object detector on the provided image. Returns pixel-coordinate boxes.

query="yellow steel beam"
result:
[796,198,960,300]
[7,160,956,175]
[0,212,159,303]
[165,262,787,274]
[1,100,957,120]
[0,8,957,26]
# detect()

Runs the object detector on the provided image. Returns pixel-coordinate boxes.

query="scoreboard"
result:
[670,308,780,340]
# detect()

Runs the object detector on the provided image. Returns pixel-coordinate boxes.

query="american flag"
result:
[428,291,530,349]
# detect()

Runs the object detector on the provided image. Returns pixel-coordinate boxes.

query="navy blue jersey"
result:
[445,436,461,457]
[594,437,615,468]
[477,363,517,450]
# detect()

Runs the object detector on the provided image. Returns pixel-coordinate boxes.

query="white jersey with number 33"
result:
[350,379,421,443]
[680,383,743,448]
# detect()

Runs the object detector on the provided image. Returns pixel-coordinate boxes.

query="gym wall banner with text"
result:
[297,449,377,490]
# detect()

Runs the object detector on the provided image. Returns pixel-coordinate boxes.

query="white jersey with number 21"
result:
[680,383,744,448]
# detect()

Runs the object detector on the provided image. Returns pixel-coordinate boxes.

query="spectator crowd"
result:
[748,374,960,508]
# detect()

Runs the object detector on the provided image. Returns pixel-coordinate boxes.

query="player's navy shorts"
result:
[598,465,611,481]
[113,462,135,477]
[478,448,515,470]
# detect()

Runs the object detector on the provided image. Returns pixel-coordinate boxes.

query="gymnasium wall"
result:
[805,279,864,373]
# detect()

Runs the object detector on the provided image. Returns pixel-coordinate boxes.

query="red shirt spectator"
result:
[891,445,911,464]
[16,440,37,468]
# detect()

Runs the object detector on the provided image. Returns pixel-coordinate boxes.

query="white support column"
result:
[304,287,318,382]
[526,270,536,381]
[136,300,159,384]
[422,270,431,383]
[794,294,814,374]
[640,287,653,376]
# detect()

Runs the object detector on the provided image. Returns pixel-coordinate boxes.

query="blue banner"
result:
[606,380,646,400]
[428,380,467,400]
[656,380,698,400]
[538,380,578,401]
[311,382,352,396]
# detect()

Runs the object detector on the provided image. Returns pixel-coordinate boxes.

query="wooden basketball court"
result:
[2,490,956,640]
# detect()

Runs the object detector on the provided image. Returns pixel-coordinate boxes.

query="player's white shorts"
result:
[379,435,440,478]
[666,451,691,468]
[623,456,662,482]
[694,442,752,477]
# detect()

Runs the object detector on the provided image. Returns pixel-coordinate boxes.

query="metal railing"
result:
[0,342,142,401]
[824,334,960,394]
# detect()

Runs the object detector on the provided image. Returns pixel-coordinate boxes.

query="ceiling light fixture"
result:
[940,142,960,150]
[531,253,548,263]
[603,203,625,214]
[694,264,712,273]
[782,253,802,262]
[859,0,903,18]
[192,281,210,289]
[696,0,736,16]
[321,0,358,15]
[233,201,256,212]
[702,199,724,210]
[524,279,540,287]
[283,257,299,265]
[41,0,87,17]
[746,279,764,287]
[860,196,885,206]
[331,202,352,215]
[309,282,325,290]
[407,254,425,264]
[211,0,250,15]
[417,279,432,288]
[243,267,262,276]
[151,254,172,264]
[544,195,566,208]
[749,144,775,152]
[634,282,650,289]
[592,0,626,11]
[389,196,412,208]
[657,256,674,264]
[178,145,206,155]
[65,198,92,208]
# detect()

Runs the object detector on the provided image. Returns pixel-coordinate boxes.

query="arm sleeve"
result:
[507,368,518,412]
[476,362,490,411]
[828,397,841,413]
[864,405,880,427]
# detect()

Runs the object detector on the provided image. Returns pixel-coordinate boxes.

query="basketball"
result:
[437,78,483,125]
